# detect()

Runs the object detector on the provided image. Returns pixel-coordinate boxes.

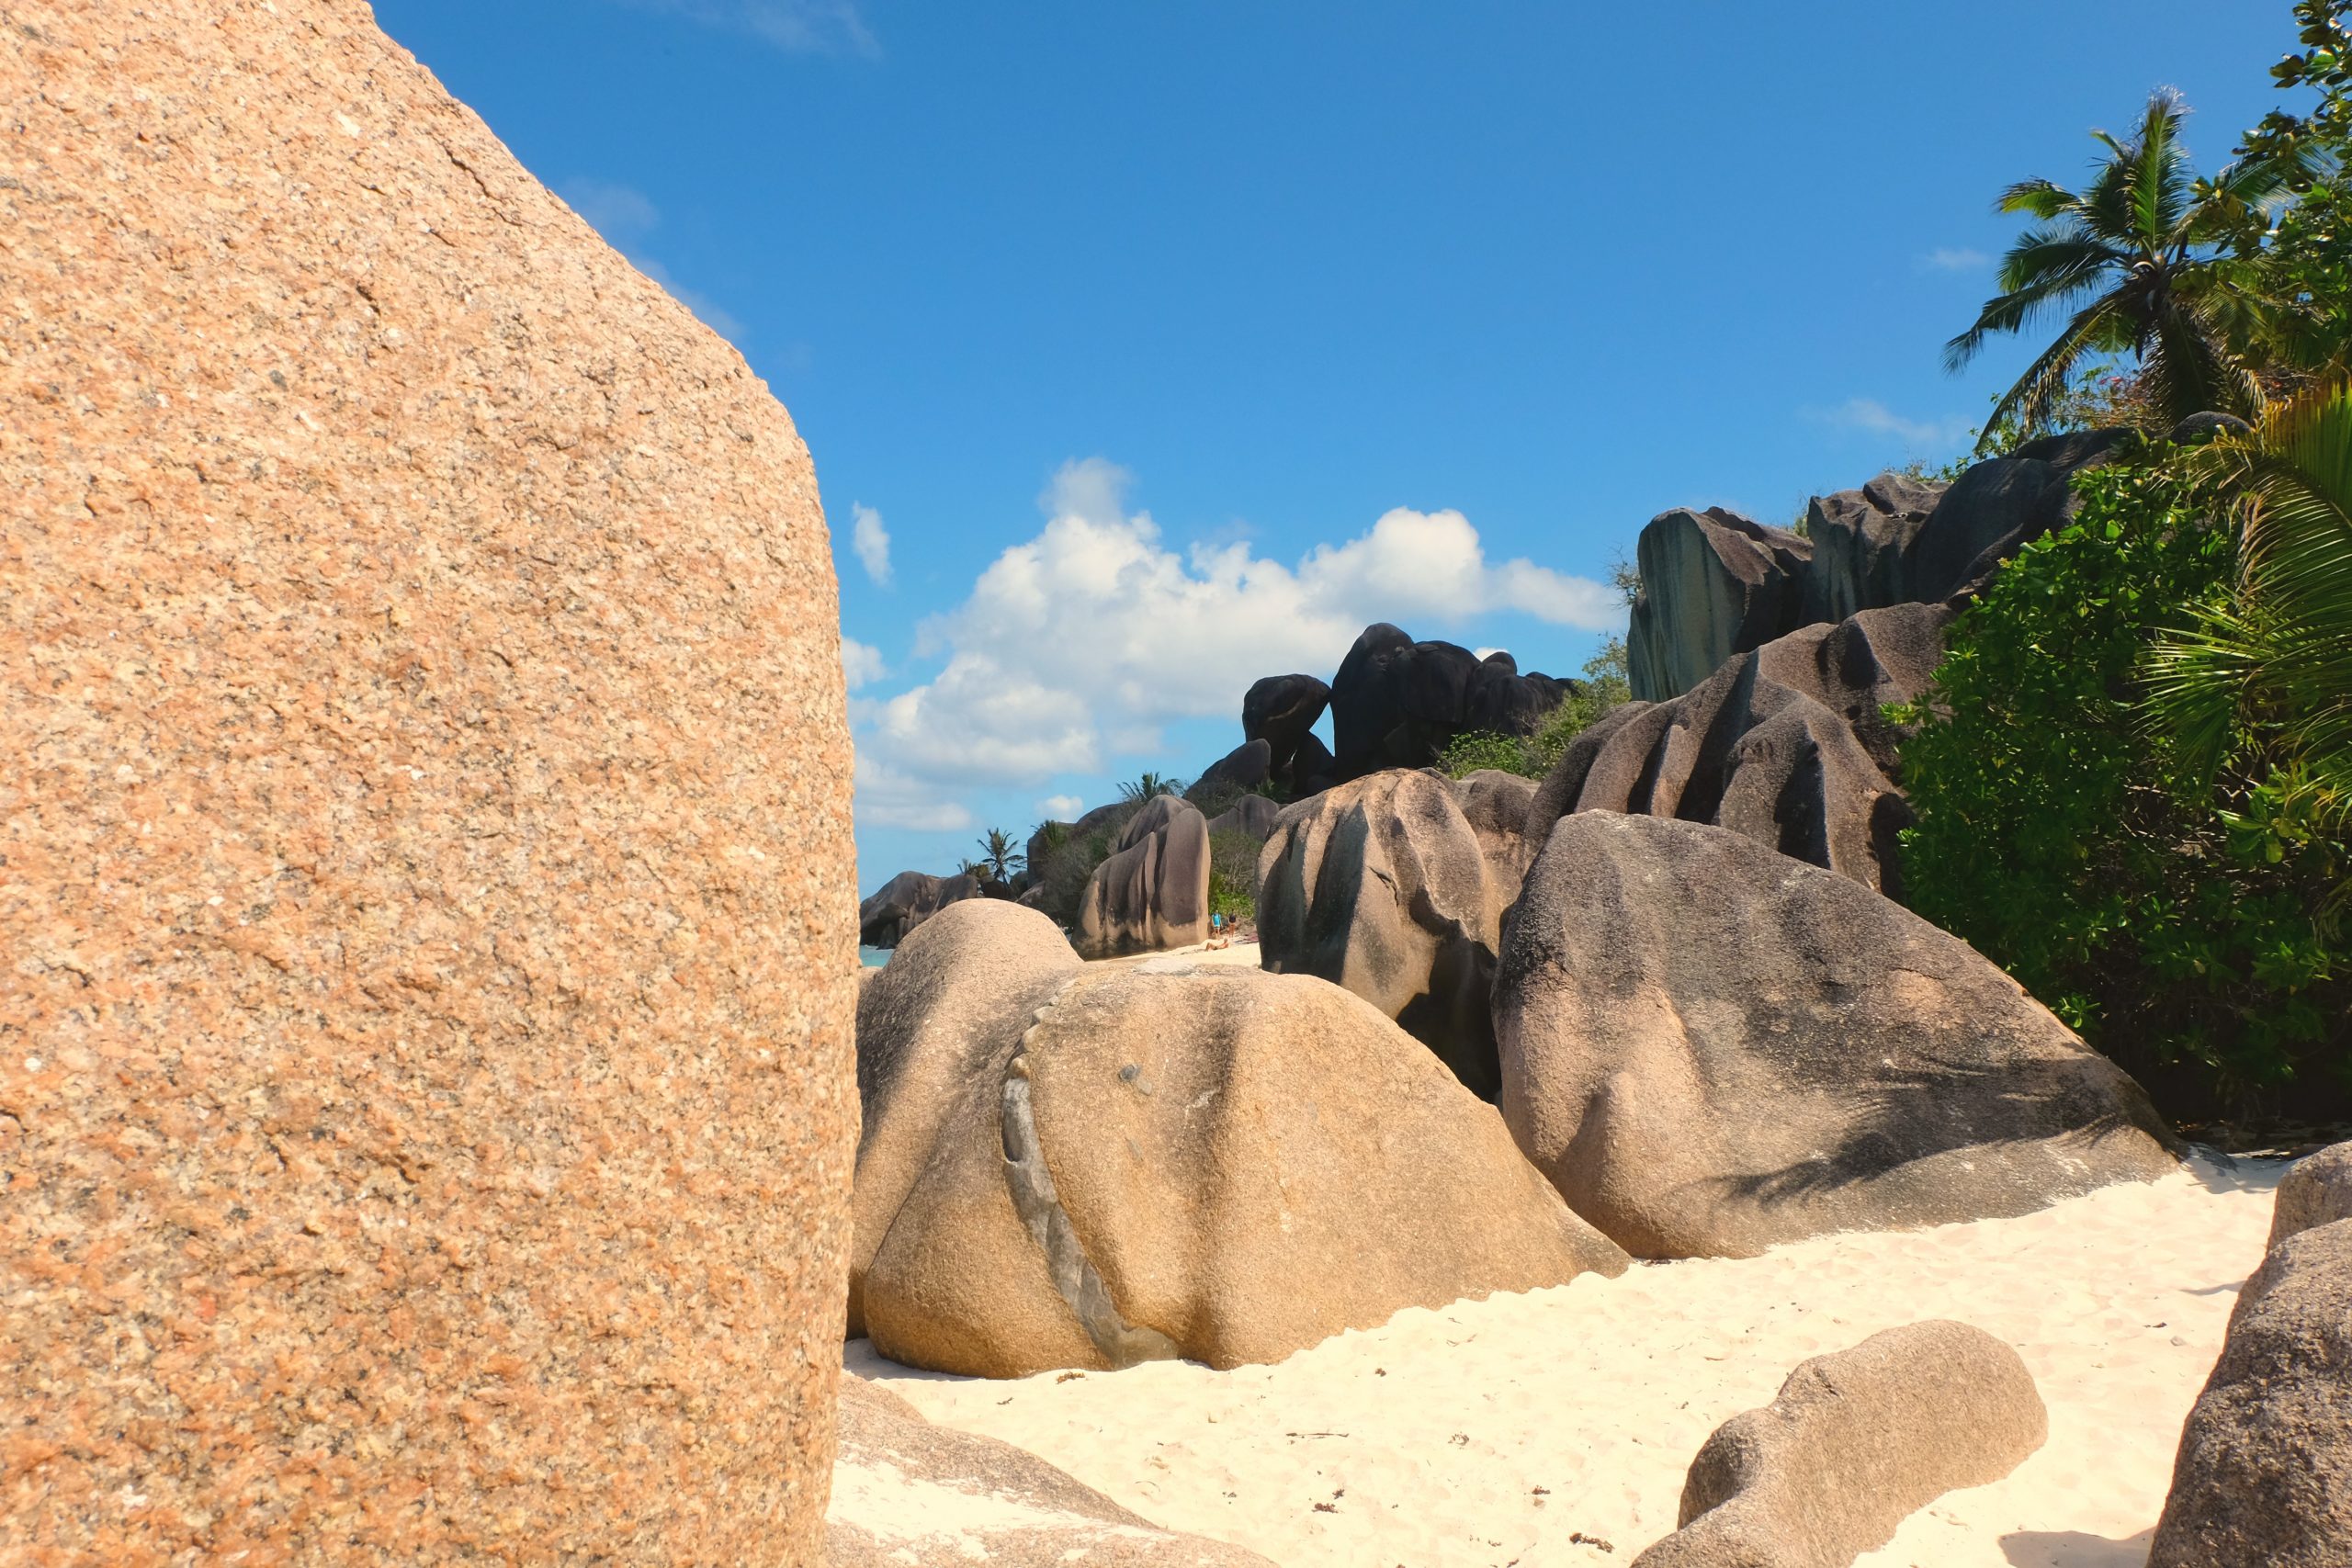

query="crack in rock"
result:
[1000,1000,1179,1369]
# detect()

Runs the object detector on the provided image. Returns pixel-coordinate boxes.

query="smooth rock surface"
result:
[1627,508,1813,702]
[1802,472,1947,627]
[1076,795,1212,958]
[1633,1321,2048,1568]
[856,961,1628,1376]
[828,1375,1276,1567]
[1204,793,1283,841]
[1496,814,2180,1258]
[2149,1215,2352,1567]
[1257,770,1525,1096]
[0,3,857,1560]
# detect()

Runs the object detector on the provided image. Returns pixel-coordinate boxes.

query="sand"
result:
[850,1151,2286,1568]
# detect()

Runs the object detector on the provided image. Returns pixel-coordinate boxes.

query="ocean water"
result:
[859,945,891,968]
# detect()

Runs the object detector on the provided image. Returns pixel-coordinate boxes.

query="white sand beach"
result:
[851,1151,2287,1568]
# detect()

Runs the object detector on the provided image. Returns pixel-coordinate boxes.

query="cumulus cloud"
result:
[611,0,878,56]
[1038,794,1085,818]
[1921,247,1993,273]
[557,179,744,340]
[1821,398,1974,448]
[859,459,1619,785]
[854,753,974,833]
[841,637,887,690]
[851,502,893,585]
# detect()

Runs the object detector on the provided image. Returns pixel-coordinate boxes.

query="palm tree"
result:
[975,827,1023,884]
[1118,772,1181,804]
[1946,90,2292,448]
[2142,379,2352,820]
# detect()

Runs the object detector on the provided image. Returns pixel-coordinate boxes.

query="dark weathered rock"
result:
[2168,412,2256,445]
[1205,793,1283,841]
[1289,730,1340,795]
[1632,1321,2047,1568]
[1242,672,1332,778]
[1905,456,2077,607]
[1495,813,2180,1258]
[2149,1215,2352,1567]
[856,957,1629,1376]
[1075,795,1211,958]
[828,1375,1278,1566]
[860,869,986,949]
[1186,739,1273,802]
[1529,604,1945,895]
[2270,1141,2352,1250]
[1802,472,1946,627]
[1257,770,1526,1096]
[1627,508,1814,702]
[1329,623,1570,781]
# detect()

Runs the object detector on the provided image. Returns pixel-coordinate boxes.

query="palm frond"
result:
[1996,178,2081,220]
[1973,293,2132,449]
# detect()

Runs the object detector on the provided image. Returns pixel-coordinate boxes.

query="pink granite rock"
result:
[0,2,857,1562]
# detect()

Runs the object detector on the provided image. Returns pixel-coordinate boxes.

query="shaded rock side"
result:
[1241,672,1331,781]
[1257,770,1528,1097]
[829,1375,1276,1566]
[1185,738,1273,803]
[1205,792,1283,841]
[1531,604,1949,895]
[1633,1321,2047,1568]
[1329,623,1571,781]
[2269,1140,2352,1250]
[857,961,1628,1376]
[2149,1211,2352,1566]
[847,901,1086,1340]
[1627,508,1813,703]
[1496,814,2180,1259]
[0,3,857,1562]
[861,868,987,948]
[1802,472,1947,627]
[1075,795,1213,959]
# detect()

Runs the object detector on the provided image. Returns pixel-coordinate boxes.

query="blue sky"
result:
[375,0,2299,891]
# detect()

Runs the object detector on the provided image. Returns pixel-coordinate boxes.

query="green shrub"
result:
[1206,829,1263,924]
[1899,458,2350,1121]
[1441,637,1635,781]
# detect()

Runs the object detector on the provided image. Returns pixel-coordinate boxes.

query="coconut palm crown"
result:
[1947,89,2293,449]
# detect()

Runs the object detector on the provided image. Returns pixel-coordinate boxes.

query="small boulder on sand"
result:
[1495,812,2180,1258]
[1077,795,1214,958]
[855,942,1628,1377]
[2149,1145,2352,1567]
[1633,1320,2047,1568]
[828,1375,1275,1566]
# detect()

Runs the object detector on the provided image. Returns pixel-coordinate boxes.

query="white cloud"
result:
[851,502,893,585]
[1038,795,1085,818]
[613,0,878,56]
[556,179,745,341]
[859,458,1620,785]
[854,753,973,833]
[1922,247,1992,273]
[841,637,887,690]
[1822,398,1975,449]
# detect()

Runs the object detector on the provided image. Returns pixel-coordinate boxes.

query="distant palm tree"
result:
[2143,379,2352,817]
[1119,772,1181,804]
[1947,89,2292,447]
[975,827,1023,884]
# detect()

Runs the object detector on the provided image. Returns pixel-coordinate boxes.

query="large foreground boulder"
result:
[855,953,1629,1375]
[1257,770,1529,1096]
[2267,1138,2352,1250]
[1329,623,1571,781]
[860,868,986,947]
[2149,1151,2352,1566]
[829,1376,1275,1567]
[1076,795,1212,958]
[1633,1321,2047,1567]
[1529,604,1944,895]
[1,3,856,1560]
[1496,814,2179,1258]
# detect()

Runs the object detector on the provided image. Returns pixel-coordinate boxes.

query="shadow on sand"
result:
[1999,1528,2152,1567]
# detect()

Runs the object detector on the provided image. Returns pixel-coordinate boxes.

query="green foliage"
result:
[1438,637,1634,781]
[1030,806,1138,924]
[1119,772,1182,804]
[1899,457,2351,1116]
[1948,90,2288,446]
[1205,829,1263,924]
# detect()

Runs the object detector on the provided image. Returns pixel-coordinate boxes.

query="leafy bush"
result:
[1031,805,1140,925]
[1439,636,1634,781]
[1206,829,1263,924]
[1899,457,2350,1121]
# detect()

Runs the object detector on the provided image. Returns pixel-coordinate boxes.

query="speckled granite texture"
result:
[0,2,859,1562]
